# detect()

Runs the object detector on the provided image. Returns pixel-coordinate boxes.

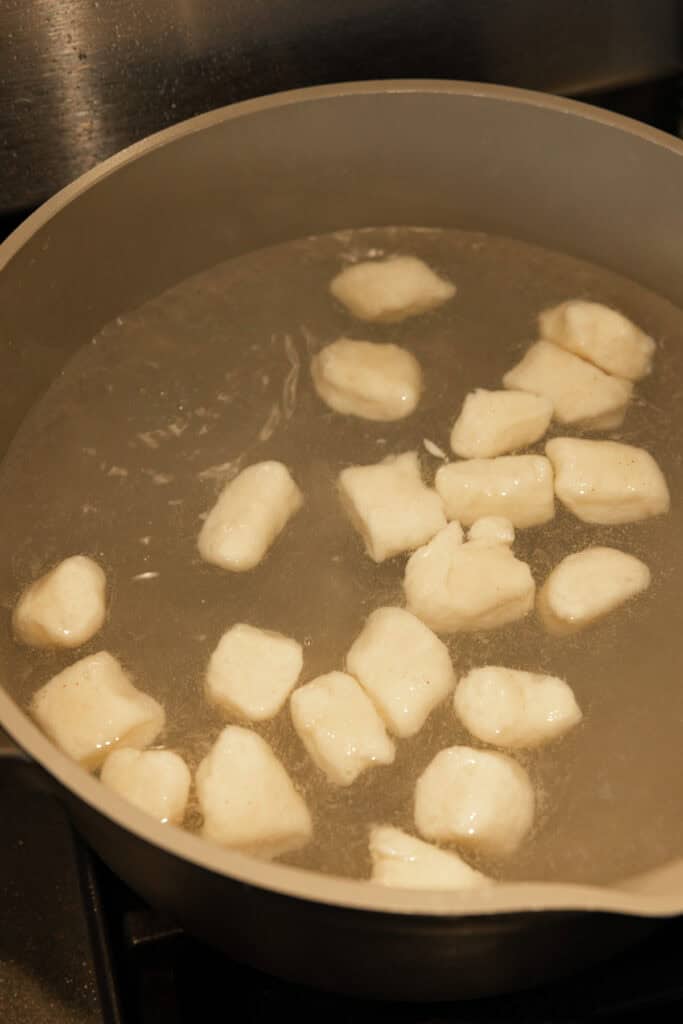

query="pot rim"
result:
[2,78,683,920]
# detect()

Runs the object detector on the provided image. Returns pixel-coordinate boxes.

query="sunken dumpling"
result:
[415,745,535,857]
[330,256,455,322]
[436,455,554,528]
[290,671,395,786]
[206,624,303,721]
[100,747,191,824]
[453,666,582,749]
[30,651,165,770]
[338,451,446,562]
[13,555,107,649]
[369,826,492,891]
[539,299,655,381]
[450,389,553,458]
[546,438,670,524]
[538,546,651,635]
[311,338,422,421]
[346,607,456,737]
[503,340,633,429]
[196,726,312,859]
[198,461,303,572]
[403,523,535,633]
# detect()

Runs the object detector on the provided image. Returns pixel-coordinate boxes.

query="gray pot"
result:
[1,82,682,1000]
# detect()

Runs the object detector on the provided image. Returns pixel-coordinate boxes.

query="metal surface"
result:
[0,0,680,212]
[1,81,683,998]
[0,781,122,1024]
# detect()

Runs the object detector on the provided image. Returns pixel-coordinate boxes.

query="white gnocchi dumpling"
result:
[546,438,670,524]
[346,607,456,737]
[206,624,303,721]
[435,455,554,528]
[330,256,455,323]
[467,516,515,546]
[453,666,582,749]
[338,451,446,562]
[503,340,633,429]
[403,523,535,633]
[311,338,422,421]
[539,299,655,381]
[290,671,395,786]
[414,745,535,857]
[100,747,191,824]
[538,546,651,635]
[450,389,553,459]
[30,651,165,770]
[196,725,312,859]
[198,461,303,572]
[369,826,492,891]
[13,554,107,649]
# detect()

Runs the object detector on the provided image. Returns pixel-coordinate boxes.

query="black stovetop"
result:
[2,76,682,1024]
[3,778,683,1024]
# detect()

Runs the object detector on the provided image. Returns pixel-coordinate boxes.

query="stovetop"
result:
[3,778,683,1024]
[2,76,682,1024]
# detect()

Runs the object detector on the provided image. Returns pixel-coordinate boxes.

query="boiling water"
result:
[1,227,683,886]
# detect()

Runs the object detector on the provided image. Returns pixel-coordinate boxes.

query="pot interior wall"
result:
[1,86,683,458]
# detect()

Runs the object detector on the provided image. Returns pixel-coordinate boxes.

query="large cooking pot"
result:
[1,81,683,1001]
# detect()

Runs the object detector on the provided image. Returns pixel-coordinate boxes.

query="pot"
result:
[1,81,683,1001]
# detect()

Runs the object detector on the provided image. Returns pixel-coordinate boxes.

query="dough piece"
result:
[206,624,303,721]
[546,438,670,524]
[100,747,191,824]
[450,389,553,458]
[467,517,515,546]
[198,461,303,572]
[30,651,165,770]
[338,451,446,562]
[454,666,582,749]
[12,555,107,649]
[435,455,554,528]
[290,671,395,786]
[346,607,456,737]
[538,546,651,635]
[330,256,455,323]
[502,340,633,429]
[311,338,422,421]
[369,826,492,891]
[404,524,535,633]
[196,726,311,858]
[414,745,535,857]
[539,300,655,381]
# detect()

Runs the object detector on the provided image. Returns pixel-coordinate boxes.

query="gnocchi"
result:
[30,651,165,770]
[311,338,422,421]
[503,340,633,429]
[206,624,303,721]
[13,554,107,649]
[415,745,535,857]
[196,726,312,859]
[450,389,553,459]
[198,461,303,572]
[290,671,395,786]
[546,438,670,524]
[338,451,446,563]
[369,826,492,891]
[454,666,582,749]
[539,299,655,381]
[346,607,456,737]
[100,747,191,825]
[435,455,554,528]
[404,523,535,633]
[330,256,455,323]
[538,546,651,635]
